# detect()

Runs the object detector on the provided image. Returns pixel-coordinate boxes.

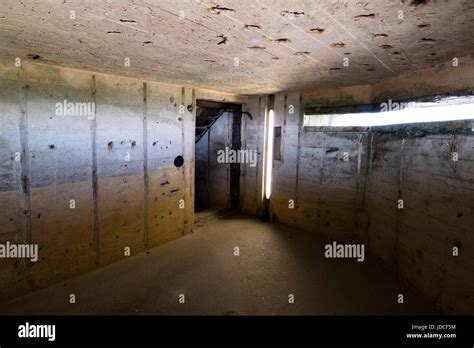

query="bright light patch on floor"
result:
[304,97,474,127]
[265,109,274,199]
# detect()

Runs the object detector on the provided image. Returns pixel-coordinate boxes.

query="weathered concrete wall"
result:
[241,96,265,216]
[271,56,474,313]
[270,88,474,314]
[0,59,202,301]
[365,126,474,314]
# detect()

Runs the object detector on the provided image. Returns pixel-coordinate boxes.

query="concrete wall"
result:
[365,127,474,314]
[269,99,474,314]
[263,57,474,313]
[0,59,208,302]
[241,96,265,216]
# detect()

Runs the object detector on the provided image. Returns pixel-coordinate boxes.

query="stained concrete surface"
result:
[0,215,435,315]
[1,1,474,94]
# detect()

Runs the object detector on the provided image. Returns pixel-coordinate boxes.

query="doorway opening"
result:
[194,100,242,225]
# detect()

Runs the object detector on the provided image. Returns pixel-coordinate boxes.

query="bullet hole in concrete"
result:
[274,38,291,43]
[143,41,152,45]
[411,0,430,6]
[281,10,304,17]
[391,51,401,55]
[344,52,351,55]
[178,117,182,121]
[48,144,55,149]
[174,155,184,168]
[49,116,53,119]
[187,105,193,112]
[120,140,124,144]
[248,46,266,50]
[131,140,136,147]
[204,59,216,63]
[354,13,375,19]
[420,37,436,43]
[170,189,179,193]
[15,171,26,192]
[457,212,463,218]
[309,27,325,33]
[217,35,227,45]
[208,5,235,14]
[417,23,431,28]
[380,44,393,49]
[161,181,170,186]
[23,210,29,216]
[294,51,310,56]
[374,33,388,38]
[332,42,346,48]
[37,213,41,219]
[152,141,157,146]
[9,217,14,222]
[119,19,136,23]
[107,141,114,152]
[330,68,341,71]
[26,54,41,60]
[244,24,260,30]
[146,251,150,254]
[271,57,279,60]
[106,31,121,34]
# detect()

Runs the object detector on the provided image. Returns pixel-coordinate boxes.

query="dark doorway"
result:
[194,100,242,214]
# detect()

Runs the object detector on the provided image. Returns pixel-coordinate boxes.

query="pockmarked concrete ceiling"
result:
[1,0,473,94]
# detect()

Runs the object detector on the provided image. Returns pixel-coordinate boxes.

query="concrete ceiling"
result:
[1,0,474,94]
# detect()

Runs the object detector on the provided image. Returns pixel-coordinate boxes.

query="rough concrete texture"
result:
[240,96,265,216]
[0,215,434,315]
[0,58,247,302]
[305,54,474,109]
[1,1,474,94]
[254,86,474,314]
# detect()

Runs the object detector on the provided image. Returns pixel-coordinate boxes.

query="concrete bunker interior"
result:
[0,0,473,316]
